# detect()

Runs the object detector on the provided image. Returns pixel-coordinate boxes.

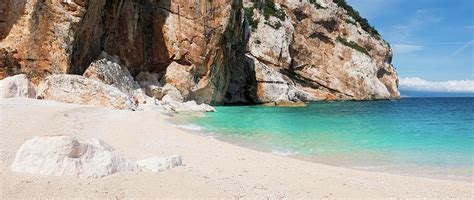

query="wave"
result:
[272,149,300,156]
[173,124,203,131]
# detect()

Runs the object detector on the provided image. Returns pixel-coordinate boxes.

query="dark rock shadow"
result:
[70,0,171,76]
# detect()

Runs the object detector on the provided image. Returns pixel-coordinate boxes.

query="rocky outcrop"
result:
[0,74,36,98]
[11,135,183,178]
[0,0,400,104]
[37,74,135,110]
[243,0,400,101]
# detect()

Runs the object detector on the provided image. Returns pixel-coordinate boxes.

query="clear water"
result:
[179,98,474,181]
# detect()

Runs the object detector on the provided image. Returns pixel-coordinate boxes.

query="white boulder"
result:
[37,74,135,110]
[10,136,138,178]
[0,74,36,98]
[160,95,216,113]
[137,155,182,173]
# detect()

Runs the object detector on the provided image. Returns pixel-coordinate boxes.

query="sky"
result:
[346,0,473,94]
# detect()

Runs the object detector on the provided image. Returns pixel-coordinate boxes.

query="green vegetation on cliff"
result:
[332,0,380,37]
[337,37,370,56]
[244,0,287,31]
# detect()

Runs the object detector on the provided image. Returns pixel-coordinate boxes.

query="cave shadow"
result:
[70,0,172,76]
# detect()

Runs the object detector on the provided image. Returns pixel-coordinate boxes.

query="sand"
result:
[1,98,473,198]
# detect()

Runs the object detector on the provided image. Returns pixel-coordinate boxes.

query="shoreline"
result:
[1,98,473,198]
[169,117,474,183]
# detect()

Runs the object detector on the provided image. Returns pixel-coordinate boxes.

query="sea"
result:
[171,97,474,182]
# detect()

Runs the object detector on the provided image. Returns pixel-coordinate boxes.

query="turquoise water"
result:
[180,98,474,181]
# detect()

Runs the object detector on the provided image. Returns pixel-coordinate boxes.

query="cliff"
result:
[0,0,400,105]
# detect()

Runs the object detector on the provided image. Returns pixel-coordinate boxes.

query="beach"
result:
[1,98,473,198]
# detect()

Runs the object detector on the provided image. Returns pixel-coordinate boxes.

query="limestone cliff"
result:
[0,0,400,105]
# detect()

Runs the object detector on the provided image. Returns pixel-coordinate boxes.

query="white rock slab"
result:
[137,155,182,173]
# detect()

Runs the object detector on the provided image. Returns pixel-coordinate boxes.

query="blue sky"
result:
[347,0,473,93]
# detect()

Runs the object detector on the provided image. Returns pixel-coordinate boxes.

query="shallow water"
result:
[177,98,474,181]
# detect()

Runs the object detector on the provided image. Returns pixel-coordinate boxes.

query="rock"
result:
[143,85,163,99]
[246,1,294,68]
[243,0,400,101]
[37,74,135,110]
[83,53,141,97]
[160,95,216,113]
[10,136,138,178]
[0,0,248,104]
[0,0,400,104]
[0,74,36,98]
[136,71,162,88]
[264,101,306,107]
[246,55,305,103]
[162,84,184,102]
[0,48,21,80]
[137,155,182,173]
[163,62,194,99]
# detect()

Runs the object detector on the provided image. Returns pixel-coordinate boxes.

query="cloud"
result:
[399,77,474,93]
[392,44,423,54]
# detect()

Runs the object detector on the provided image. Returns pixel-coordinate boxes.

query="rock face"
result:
[37,74,135,110]
[11,136,139,178]
[0,0,400,104]
[243,0,400,101]
[0,74,36,98]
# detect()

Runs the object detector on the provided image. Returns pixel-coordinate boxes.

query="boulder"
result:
[143,85,164,100]
[163,62,194,99]
[37,74,135,110]
[160,95,216,113]
[10,136,139,178]
[137,155,182,173]
[136,71,162,88]
[0,74,36,98]
[83,53,141,97]
[162,84,184,102]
